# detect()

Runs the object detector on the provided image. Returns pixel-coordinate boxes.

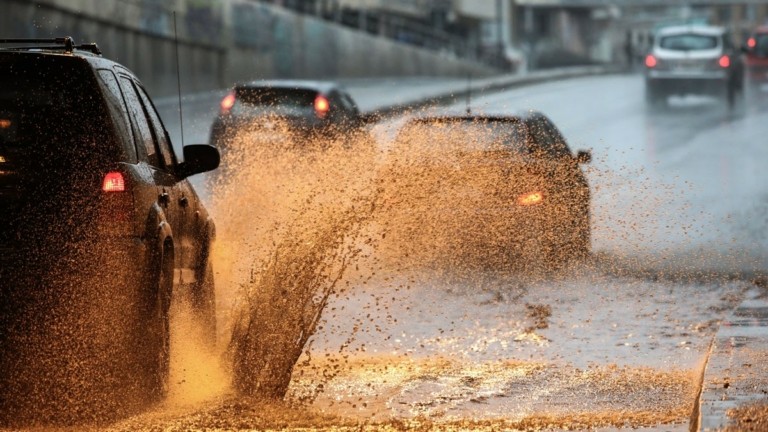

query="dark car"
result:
[209,80,371,154]
[742,26,768,94]
[389,111,591,270]
[0,38,219,421]
[644,25,744,108]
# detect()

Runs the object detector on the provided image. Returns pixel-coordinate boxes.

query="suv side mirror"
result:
[576,149,592,164]
[179,144,220,177]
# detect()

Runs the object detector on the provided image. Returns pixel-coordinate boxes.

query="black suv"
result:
[209,80,372,153]
[0,38,219,422]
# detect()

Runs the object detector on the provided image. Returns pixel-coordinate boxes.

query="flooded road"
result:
[10,73,768,431]
[290,271,748,430]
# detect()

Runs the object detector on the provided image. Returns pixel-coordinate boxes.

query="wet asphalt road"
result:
[116,73,768,431]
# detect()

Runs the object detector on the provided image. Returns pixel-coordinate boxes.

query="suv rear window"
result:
[659,34,718,51]
[234,87,317,115]
[0,54,119,163]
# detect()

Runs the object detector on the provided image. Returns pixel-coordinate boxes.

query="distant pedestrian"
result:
[624,31,634,70]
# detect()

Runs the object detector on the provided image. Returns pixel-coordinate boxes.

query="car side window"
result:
[135,85,176,168]
[527,117,571,159]
[119,76,160,167]
[340,92,359,115]
[327,91,343,116]
[96,69,137,163]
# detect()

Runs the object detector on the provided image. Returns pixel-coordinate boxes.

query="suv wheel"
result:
[192,257,217,350]
[145,244,172,400]
[726,82,737,109]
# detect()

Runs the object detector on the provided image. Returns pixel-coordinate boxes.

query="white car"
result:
[644,25,743,108]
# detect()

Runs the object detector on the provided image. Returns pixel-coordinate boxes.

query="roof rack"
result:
[0,37,102,55]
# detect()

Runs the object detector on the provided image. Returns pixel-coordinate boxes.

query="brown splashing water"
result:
[184,117,705,429]
[210,123,381,398]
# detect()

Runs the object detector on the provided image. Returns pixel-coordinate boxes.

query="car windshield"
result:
[659,33,719,50]
[397,118,528,154]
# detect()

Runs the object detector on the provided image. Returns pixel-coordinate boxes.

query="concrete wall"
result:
[5,0,496,98]
[5,0,224,98]
[224,5,495,82]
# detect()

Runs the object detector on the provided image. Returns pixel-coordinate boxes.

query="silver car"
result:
[644,25,743,108]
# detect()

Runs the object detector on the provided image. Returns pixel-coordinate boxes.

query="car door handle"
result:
[179,196,188,207]
[158,192,170,206]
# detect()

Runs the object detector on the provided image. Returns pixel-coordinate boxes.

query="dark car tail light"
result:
[102,171,126,192]
[748,37,757,49]
[718,55,730,68]
[314,94,330,119]
[645,54,658,68]
[220,91,236,115]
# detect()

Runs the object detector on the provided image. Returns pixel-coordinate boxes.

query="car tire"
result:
[570,215,592,262]
[191,255,217,350]
[726,84,736,109]
[143,243,172,401]
[645,82,665,109]
[745,80,766,108]
[544,206,591,270]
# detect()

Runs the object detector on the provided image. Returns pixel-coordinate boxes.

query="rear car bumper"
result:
[210,115,348,150]
[0,235,154,419]
[434,199,587,254]
[0,235,150,299]
[646,73,729,96]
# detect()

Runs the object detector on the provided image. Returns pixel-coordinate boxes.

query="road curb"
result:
[697,285,768,430]
[364,65,622,116]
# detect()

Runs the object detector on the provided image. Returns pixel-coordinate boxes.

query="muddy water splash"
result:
[209,123,380,398]
[211,116,586,400]
[193,113,735,430]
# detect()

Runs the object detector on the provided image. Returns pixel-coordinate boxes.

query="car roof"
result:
[656,25,725,37]
[235,79,342,94]
[0,45,135,76]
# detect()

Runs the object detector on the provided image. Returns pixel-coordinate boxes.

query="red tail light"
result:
[645,54,657,68]
[748,37,756,49]
[102,172,126,193]
[220,91,236,114]
[314,94,330,118]
[718,55,730,68]
[98,171,133,234]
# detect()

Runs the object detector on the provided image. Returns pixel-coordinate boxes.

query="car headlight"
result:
[517,191,544,206]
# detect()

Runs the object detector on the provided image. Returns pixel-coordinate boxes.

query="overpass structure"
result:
[508,0,767,69]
